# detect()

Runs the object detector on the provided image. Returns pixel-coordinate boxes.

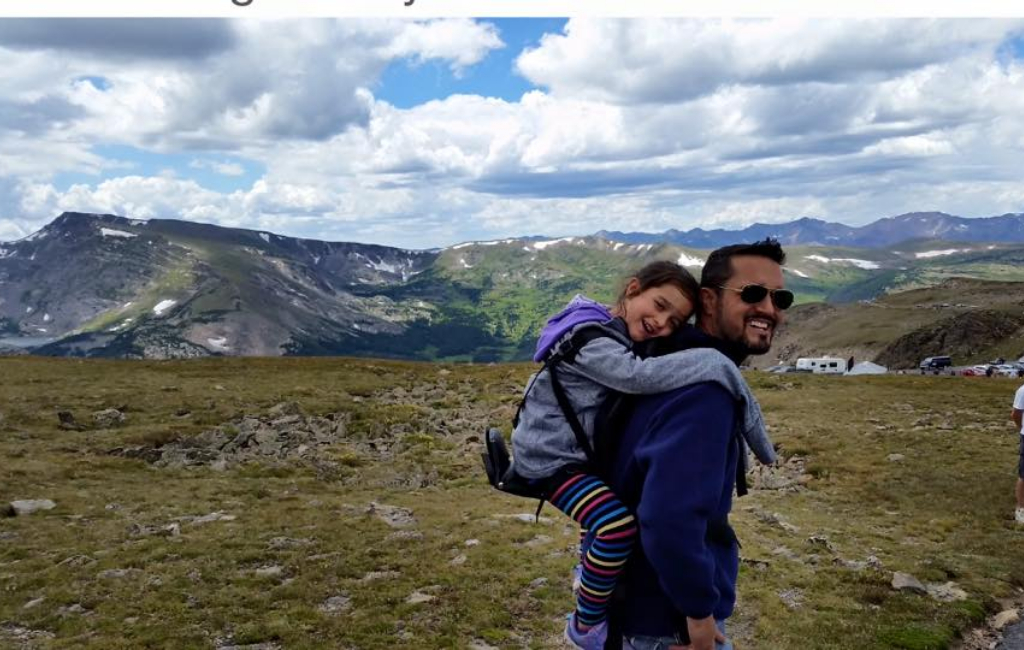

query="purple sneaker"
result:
[564,612,608,650]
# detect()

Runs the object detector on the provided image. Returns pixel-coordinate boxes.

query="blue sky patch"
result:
[54,144,263,193]
[374,18,566,108]
[77,75,111,91]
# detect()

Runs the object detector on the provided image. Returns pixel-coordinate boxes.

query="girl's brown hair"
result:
[616,260,700,316]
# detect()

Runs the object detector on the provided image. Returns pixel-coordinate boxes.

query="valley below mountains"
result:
[3,211,1024,366]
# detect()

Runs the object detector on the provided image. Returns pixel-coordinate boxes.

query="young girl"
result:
[509,260,775,650]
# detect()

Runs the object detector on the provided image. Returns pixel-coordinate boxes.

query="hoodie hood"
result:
[533,294,614,362]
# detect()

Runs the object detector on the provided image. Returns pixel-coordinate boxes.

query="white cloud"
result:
[3,18,1024,249]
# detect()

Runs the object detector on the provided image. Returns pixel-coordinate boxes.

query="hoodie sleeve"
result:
[573,335,742,396]
[570,335,775,464]
[634,383,736,620]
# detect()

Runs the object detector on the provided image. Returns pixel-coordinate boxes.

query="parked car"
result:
[919,355,952,374]
[962,364,993,377]
[994,364,1022,377]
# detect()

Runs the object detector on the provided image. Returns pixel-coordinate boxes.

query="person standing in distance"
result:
[1011,382,1024,523]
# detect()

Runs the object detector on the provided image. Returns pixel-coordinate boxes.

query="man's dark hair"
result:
[700,238,787,289]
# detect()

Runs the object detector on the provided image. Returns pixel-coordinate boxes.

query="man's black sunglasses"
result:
[718,284,794,310]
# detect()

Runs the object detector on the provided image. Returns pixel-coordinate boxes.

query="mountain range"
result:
[2,210,1024,363]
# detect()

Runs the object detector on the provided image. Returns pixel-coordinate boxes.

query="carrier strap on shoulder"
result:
[512,323,619,430]
[548,363,596,465]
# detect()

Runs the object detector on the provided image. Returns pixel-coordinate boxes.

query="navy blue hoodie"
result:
[607,327,747,636]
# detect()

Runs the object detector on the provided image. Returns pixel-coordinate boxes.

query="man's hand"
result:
[675,616,727,650]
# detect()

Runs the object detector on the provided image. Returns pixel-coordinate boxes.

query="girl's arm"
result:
[570,335,742,395]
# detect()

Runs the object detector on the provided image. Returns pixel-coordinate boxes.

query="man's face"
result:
[700,255,786,355]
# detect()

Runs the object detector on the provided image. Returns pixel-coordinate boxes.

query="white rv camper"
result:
[795,357,848,375]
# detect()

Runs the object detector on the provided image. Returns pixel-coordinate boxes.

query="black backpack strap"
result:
[548,363,596,465]
[513,322,622,432]
[734,404,748,497]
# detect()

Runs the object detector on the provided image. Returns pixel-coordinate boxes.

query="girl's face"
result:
[620,280,694,342]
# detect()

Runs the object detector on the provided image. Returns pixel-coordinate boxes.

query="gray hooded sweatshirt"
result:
[511,306,774,480]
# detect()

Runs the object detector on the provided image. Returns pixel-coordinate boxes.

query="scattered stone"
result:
[216,643,281,650]
[386,530,425,542]
[887,453,905,462]
[406,591,437,604]
[213,385,226,391]
[0,623,56,643]
[98,568,142,579]
[9,499,56,515]
[124,617,139,625]
[749,508,799,533]
[319,595,351,614]
[494,513,554,525]
[771,546,799,561]
[267,536,312,550]
[105,503,122,510]
[0,531,18,540]
[741,558,771,571]
[187,511,236,526]
[23,596,45,610]
[58,554,96,567]
[469,640,499,650]
[255,565,284,577]
[359,570,401,582]
[807,535,836,553]
[778,588,804,610]
[93,408,126,428]
[892,572,927,593]
[111,408,350,470]
[465,539,480,547]
[57,603,90,617]
[268,401,302,418]
[523,534,553,548]
[994,609,1021,630]
[529,577,549,589]
[450,554,467,566]
[58,410,83,430]
[926,581,968,602]
[127,522,180,538]
[834,558,869,571]
[367,502,417,528]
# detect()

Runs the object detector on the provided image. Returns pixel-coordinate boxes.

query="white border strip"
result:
[2,1,1023,18]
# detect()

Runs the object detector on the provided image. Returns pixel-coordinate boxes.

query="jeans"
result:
[625,620,732,650]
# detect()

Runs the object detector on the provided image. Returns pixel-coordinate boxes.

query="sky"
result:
[1,18,1024,249]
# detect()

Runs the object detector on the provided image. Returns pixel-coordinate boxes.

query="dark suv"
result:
[919,355,952,374]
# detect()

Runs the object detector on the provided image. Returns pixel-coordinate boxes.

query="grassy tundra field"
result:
[2,357,1024,649]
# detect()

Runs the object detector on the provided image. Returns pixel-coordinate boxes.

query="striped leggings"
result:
[548,472,638,627]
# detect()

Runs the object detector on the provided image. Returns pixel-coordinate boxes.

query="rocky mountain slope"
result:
[4,212,1024,362]
[763,278,1024,370]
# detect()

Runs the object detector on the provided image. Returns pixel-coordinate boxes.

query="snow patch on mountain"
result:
[532,237,576,250]
[153,300,177,316]
[101,228,137,238]
[915,249,965,258]
[805,255,880,270]
[677,253,703,267]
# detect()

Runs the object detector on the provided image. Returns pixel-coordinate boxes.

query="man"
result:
[1011,383,1024,524]
[605,239,790,650]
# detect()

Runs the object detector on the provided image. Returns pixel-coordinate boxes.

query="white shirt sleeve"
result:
[1014,385,1024,411]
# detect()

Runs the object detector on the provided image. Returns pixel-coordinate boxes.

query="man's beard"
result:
[716,303,773,356]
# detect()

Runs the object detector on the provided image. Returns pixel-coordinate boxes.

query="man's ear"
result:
[699,286,717,315]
